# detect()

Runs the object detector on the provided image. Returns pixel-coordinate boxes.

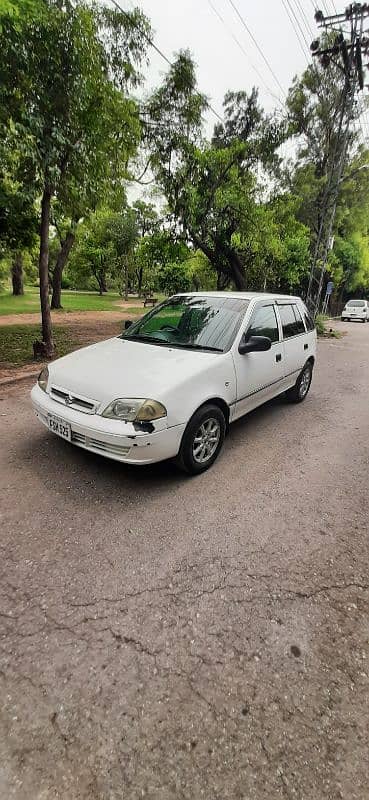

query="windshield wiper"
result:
[174,343,223,352]
[122,334,172,345]
[122,334,222,352]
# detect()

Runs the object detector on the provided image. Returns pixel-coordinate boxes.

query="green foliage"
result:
[0,1,150,202]
[67,208,141,294]
[157,262,192,296]
[67,210,116,292]
[146,54,296,290]
[134,230,188,294]
[0,0,151,348]
[0,256,9,290]
[185,250,217,291]
[331,233,369,293]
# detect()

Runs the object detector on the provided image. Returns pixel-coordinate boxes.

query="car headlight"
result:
[38,366,49,393]
[102,398,167,422]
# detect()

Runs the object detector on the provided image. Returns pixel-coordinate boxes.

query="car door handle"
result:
[276,353,282,362]
[304,343,308,350]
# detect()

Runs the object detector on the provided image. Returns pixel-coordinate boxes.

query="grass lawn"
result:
[0,285,146,316]
[0,324,73,366]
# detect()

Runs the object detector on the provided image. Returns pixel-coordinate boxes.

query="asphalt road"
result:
[1,322,369,800]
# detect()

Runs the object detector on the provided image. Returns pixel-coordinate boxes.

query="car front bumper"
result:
[31,384,185,465]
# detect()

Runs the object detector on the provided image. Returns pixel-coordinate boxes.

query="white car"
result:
[341,299,369,322]
[31,292,317,474]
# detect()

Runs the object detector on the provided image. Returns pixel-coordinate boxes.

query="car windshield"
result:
[347,300,365,307]
[122,295,250,353]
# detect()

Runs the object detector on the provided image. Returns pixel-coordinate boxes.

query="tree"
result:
[109,210,139,300]
[0,0,150,355]
[157,261,192,296]
[50,215,79,309]
[68,210,116,295]
[146,53,286,290]
[185,250,217,291]
[132,201,158,295]
[286,52,360,250]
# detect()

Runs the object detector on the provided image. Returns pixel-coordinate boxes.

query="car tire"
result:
[175,404,226,474]
[286,361,313,404]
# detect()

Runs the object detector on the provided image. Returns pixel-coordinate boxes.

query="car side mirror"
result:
[124,320,133,330]
[238,335,272,355]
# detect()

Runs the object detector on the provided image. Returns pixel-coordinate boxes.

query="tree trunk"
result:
[137,265,144,297]
[228,251,247,290]
[11,252,24,295]
[51,227,76,309]
[38,188,54,358]
[124,263,129,301]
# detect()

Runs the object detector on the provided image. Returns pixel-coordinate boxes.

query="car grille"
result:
[71,431,130,457]
[50,386,98,414]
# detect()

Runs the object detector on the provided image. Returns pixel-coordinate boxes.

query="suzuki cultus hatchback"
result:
[32,293,317,474]
[341,299,369,322]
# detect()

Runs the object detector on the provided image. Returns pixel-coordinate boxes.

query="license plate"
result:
[48,414,71,441]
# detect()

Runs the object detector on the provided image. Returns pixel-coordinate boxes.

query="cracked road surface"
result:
[1,322,369,800]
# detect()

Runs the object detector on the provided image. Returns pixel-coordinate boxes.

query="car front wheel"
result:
[286,361,313,404]
[176,404,226,474]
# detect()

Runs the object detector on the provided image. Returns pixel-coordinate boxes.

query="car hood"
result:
[47,336,221,408]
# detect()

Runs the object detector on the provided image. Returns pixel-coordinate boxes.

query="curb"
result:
[0,369,39,388]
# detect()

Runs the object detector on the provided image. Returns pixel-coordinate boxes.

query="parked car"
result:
[31,292,317,474]
[341,299,369,322]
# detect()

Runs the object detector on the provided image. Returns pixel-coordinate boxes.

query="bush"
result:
[157,262,192,296]
[61,274,71,289]
[315,314,327,336]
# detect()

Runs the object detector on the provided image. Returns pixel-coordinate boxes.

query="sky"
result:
[107,0,368,201]
[118,0,331,125]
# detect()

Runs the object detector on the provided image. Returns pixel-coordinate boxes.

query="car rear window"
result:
[292,304,306,334]
[279,304,305,338]
[347,300,365,307]
[301,303,315,331]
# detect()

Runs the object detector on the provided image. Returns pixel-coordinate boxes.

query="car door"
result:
[232,302,285,420]
[276,302,308,386]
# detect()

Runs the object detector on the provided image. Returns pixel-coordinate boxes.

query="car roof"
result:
[174,291,302,302]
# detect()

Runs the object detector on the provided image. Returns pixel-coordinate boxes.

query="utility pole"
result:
[306,3,369,316]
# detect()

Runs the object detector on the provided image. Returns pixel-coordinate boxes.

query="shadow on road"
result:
[17,394,290,505]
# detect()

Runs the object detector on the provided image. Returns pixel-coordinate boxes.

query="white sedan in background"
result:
[341,299,369,322]
[31,292,317,474]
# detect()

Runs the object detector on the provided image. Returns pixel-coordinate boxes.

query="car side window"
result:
[292,304,306,334]
[302,306,315,331]
[246,305,279,343]
[279,304,302,339]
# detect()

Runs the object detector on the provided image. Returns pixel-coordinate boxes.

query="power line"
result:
[207,0,284,107]
[321,0,331,16]
[107,0,224,123]
[281,0,310,62]
[285,0,312,53]
[294,0,315,39]
[225,0,287,97]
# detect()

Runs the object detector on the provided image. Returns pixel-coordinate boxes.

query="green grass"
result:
[0,285,146,316]
[316,314,342,338]
[0,324,73,366]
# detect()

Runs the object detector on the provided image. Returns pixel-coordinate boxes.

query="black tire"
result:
[286,361,313,404]
[175,404,226,474]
